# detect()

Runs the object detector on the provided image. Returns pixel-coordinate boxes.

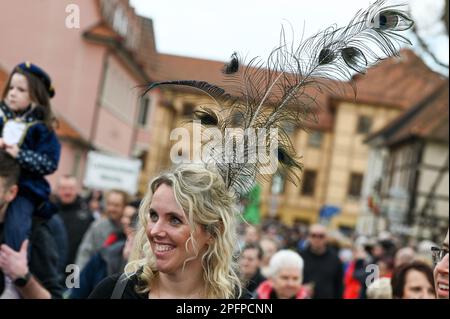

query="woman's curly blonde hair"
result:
[125,163,242,298]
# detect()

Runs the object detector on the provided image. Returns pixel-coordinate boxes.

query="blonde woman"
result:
[89,164,246,299]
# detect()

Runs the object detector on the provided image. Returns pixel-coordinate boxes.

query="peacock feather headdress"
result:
[143,0,414,197]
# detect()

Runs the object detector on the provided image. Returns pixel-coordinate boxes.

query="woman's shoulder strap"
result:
[110,273,129,299]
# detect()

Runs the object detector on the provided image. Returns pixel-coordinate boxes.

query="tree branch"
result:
[411,24,449,69]
[443,0,449,35]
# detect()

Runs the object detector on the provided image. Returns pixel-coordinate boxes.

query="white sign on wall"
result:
[83,151,142,195]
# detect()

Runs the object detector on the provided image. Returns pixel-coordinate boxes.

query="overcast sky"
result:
[130,0,448,74]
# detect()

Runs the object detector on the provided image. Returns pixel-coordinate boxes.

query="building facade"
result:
[363,82,448,242]
[1,1,445,232]
[0,0,159,193]
[139,50,445,231]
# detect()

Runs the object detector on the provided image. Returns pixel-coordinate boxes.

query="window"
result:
[137,96,150,126]
[308,131,323,147]
[348,173,364,198]
[113,7,128,37]
[356,115,372,134]
[101,58,136,122]
[301,170,317,196]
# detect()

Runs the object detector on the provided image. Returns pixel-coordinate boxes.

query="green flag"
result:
[243,184,261,225]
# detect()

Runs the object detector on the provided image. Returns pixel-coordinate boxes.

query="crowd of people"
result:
[0,151,142,298]
[0,146,449,299]
[0,27,448,299]
[235,220,449,299]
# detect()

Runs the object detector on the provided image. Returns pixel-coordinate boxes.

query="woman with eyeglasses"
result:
[433,229,449,299]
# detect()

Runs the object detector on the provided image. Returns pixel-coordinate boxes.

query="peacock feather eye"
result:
[318,48,335,65]
[223,52,239,74]
[277,147,300,168]
[193,110,219,126]
[372,10,414,31]
[341,47,368,74]
[277,147,286,163]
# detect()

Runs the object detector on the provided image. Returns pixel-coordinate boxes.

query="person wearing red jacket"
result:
[255,250,309,299]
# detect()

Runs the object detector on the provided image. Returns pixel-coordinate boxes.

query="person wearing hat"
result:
[0,62,60,254]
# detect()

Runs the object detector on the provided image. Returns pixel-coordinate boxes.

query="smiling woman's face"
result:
[434,230,449,299]
[146,183,210,275]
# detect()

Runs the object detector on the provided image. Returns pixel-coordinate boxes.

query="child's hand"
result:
[5,143,20,158]
[0,138,5,149]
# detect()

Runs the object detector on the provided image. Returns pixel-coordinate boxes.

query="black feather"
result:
[193,109,219,126]
[277,147,289,164]
[223,52,239,74]
[142,80,232,106]
[277,147,301,169]
[341,47,368,74]
[318,48,335,65]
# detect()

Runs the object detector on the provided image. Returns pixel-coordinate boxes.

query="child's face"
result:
[5,73,32,112]
[0,178,18,218]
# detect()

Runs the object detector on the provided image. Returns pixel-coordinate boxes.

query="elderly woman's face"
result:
[271,266,302,299]
[146,184,211,275]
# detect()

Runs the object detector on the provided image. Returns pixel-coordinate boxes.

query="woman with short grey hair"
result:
[255,250,309,299]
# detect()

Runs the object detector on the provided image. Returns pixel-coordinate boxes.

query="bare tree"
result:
[410,0,449,69]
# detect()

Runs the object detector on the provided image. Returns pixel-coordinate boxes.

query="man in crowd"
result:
[300,224,343,298]
[54,175,94,268]
[75,189,128,269]
[260,237,279,278]
[70,201,139,299]
[239,243,266,293]
[0,150,63,298]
